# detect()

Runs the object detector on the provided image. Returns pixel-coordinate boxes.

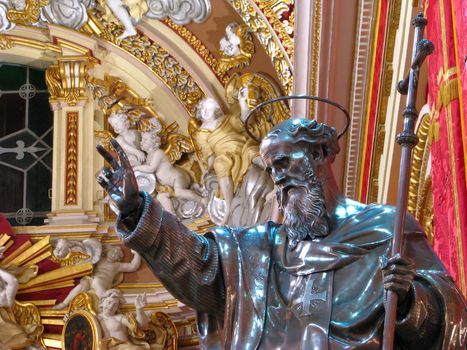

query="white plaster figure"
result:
[133,131,205,215]
[0,268,45,350]
[219,22,241,57]
[53,246,141,310]
[97,289,166,350]
[10,0,25,10]
[108,111,146,166]
[194,97,266,225]
[53,238,103,264]
[98,290,147,343]
[105,0,145,40]
[0,268,17,308]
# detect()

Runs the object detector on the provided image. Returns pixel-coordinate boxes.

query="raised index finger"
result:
[110,139,132,170]
[96,144,120,170]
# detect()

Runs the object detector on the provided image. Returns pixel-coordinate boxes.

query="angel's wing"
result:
[94,130,114,147]
[164,134,195,163]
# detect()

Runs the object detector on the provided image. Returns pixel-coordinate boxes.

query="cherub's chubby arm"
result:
[133,150,164,174]
[134,294,150,329]
[118,249,142,273]
[0,269,18,307]
[115,134,145,163]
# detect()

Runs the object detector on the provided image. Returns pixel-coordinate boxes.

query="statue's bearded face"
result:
[262,140,329,249]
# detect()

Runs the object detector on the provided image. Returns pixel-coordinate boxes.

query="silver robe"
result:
[117,192,467,349]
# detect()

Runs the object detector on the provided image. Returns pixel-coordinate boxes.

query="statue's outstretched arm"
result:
[118,250,142,273]
[116,192,226,317]
[97,140,225,317]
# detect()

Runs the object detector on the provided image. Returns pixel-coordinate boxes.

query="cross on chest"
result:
[291,275,328,317]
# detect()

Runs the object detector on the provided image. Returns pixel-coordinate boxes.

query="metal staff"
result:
[382,13,434,350]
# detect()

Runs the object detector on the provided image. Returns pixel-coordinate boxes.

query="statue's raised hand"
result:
[96,139,142,216]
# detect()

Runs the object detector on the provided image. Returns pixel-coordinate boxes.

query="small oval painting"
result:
[63,310,101,350]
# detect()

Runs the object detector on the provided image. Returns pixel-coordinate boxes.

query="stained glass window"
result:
[0,64,53,226]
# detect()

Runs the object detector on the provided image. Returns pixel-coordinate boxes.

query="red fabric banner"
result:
[426,0,467,296]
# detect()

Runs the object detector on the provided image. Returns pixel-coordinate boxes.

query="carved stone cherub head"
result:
[99,288,125,315]
[108,111,131,135]
[196,98,224,123]
[225,22,239,38]
[104,245,124,262]
[140,131,161,153]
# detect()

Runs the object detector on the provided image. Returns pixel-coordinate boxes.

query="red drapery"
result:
[426,0,467,296]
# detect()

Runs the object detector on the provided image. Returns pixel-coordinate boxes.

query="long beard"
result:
[281,179,329,249]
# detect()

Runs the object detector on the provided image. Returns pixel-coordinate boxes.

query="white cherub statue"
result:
[0,267,44,349]
[53,237,103,264]
[98,289,158,350]
[53,245,141,310]
[108,111,146,166]
[219,22,242,57]
[133,130,205,215]
[105,0,148,40]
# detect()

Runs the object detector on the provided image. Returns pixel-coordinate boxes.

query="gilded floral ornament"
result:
[88,9,205,115]
[7,0,47,26]
[87,74,163,125]
[46,58,94,106]
[253,0,294,55]
[0,34,12,49]
[227,0,293,93]
[218,22,255,74]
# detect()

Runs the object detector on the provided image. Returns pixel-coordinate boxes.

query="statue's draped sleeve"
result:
[116,192,226,318]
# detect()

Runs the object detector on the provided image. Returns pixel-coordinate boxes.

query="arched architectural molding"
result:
[0,22,228,223]
[226,0,293,93]
[140,18,227,112]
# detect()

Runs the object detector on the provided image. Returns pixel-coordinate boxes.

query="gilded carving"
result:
[65,112,79,206]
[408,111,433,242]
[367,0,402,202]
[0,236,46,349]
[66,291,97,316]
[46,58,94,107]
[0,33,11,49]
[6,0,47,26]
[227,0,293,93]
[310,0,321,113]
[218,22,255,74]
[226,72,290,141]
[252,0,294,56]
[87,74,158,120]
[87,9,205,115]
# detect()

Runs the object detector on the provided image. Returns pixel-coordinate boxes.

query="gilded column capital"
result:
[46,56,97,108]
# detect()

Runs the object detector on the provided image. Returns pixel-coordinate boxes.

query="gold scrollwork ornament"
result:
[218,22,255,74]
